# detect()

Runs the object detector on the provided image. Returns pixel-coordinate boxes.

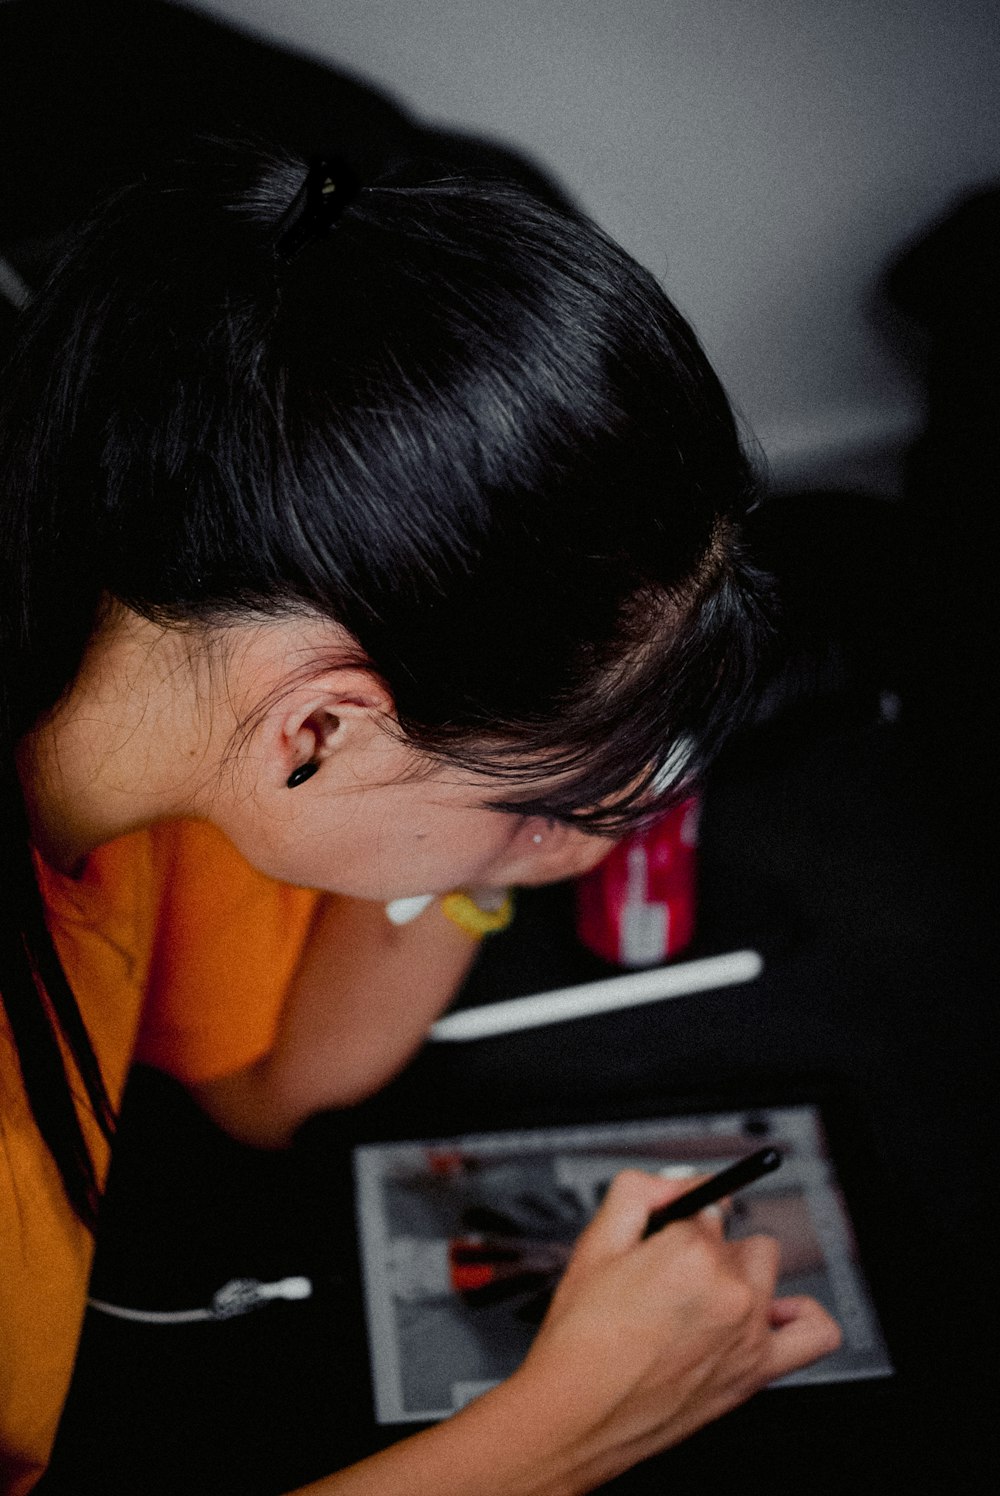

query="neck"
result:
[17,607,221,875]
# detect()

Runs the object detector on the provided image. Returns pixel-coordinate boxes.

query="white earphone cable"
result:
[87,1275,313,1324]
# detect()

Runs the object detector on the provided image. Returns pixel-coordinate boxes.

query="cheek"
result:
[228,783,525,900]
[387,810,521,884]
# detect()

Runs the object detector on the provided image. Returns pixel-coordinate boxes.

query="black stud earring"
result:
[286,762,319,789]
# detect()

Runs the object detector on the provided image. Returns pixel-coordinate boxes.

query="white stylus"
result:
[430,949,764,1041]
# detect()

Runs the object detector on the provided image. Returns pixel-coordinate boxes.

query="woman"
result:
[0,144,840,1494]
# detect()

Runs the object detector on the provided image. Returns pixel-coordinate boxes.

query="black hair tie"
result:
[275,158,361,261]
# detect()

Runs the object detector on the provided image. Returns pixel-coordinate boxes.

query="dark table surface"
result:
[4,6,996,1492]
[43,699,998,1495]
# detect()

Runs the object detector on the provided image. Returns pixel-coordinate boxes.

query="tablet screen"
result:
[353,1103,893,1425]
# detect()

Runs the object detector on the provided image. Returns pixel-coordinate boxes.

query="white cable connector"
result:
[87,1275,313,1325]
[385,893,436,925]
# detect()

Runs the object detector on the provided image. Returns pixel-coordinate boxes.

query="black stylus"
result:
[642,1147,782,1238]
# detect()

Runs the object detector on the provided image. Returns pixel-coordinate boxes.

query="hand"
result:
[287,1173,840,1496]
[501,1169,842,1492]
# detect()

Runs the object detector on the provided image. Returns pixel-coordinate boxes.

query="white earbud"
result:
[385,893,436,925]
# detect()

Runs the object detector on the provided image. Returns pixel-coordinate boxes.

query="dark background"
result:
[2,3,996,1491]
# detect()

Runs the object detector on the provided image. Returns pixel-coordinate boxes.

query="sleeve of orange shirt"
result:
[1,822,319,1493]
[133,820,323,1086]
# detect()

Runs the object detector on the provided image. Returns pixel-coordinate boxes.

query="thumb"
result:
[765,1295,843,1379]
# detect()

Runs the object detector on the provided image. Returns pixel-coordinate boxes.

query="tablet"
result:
[352,1101,894,1425]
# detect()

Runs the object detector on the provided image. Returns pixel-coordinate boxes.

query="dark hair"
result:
[0,141,774,1226]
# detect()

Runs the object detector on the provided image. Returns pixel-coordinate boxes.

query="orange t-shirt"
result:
[0,820,321,1496]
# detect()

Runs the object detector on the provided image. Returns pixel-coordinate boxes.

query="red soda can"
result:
[575,793,700,967]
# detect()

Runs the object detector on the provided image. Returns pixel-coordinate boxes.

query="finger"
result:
[652,1166,727,1239]
[764,1296,843,1379]
[728,1232,782,1300]
[769,1294,817,1328]
[696,1201,728,1235]
[567,1170,716,1272]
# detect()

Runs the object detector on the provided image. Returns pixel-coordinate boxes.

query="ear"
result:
[277,668,396,785]
[496,816,618,886]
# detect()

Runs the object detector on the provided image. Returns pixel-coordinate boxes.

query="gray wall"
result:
[186,0,1000,492]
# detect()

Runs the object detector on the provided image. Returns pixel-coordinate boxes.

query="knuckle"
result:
[743,1231,781,1269]
[719,1273,756,1325]
[668,1229,749,1311]
[674,1225,720,1274]
[609,1167,651,1195]
[601,1168,654,1213]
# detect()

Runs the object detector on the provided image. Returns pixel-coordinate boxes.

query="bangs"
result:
[418,522,778,834]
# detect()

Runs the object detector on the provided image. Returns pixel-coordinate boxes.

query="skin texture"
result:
[22,605,609,896]
[290,1172,841,1496]
[18,603,843,1494]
